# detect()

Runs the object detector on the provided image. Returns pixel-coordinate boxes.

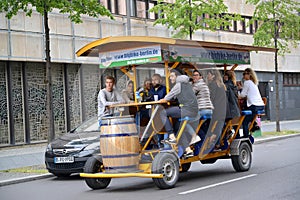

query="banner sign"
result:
[169,45,250,64]
[99,45,162,68]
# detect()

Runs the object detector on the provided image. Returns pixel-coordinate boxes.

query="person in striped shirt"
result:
[192,69,214,117]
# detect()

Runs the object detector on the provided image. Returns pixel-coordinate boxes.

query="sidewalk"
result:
[1,120,300,186]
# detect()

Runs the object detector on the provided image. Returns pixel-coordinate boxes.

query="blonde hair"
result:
[208,69,226,90]
[225,70,237,85]
[245,68,259,85]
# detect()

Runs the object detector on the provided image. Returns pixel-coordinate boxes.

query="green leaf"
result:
[0,0,114,22]
[150,0,232,38]
[247,0,300,54]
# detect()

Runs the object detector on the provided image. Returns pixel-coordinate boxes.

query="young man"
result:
[149,73,166,101]
[158,69,198,157]
[97,76,124,124]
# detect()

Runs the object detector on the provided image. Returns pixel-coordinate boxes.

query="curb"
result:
[254,133,300,144]
[0,173,53,187]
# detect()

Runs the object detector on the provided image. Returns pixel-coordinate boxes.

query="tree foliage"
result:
[150,0,241,39]
[0,0,113,23]
[246,0,300,54]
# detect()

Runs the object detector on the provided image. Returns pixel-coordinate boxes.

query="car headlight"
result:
[46,143,52,152]
[84,142,100,151]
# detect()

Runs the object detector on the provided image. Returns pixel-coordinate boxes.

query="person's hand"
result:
[158,99,167,103]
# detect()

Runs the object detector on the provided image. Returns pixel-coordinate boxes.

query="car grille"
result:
[52,148,81,156]
[47,161,86,170]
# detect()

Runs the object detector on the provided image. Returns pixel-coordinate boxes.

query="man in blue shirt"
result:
[149,73,166,101]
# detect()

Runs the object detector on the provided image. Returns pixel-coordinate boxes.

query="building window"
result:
[136,0,146,18]
[133,0,158,19]
[100,0,126,15]
[237,20,245,33]
[100,0,158,19]
[220,15,258,35]
[283,73,300,86]
[148,0,157,19]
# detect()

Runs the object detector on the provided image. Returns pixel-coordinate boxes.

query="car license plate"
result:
[54,156,74,163]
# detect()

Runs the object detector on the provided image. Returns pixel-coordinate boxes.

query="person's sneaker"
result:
[167,137,177,144]
[226,130,234,139]
[162,137,176,144]
[190,135,201,145]
[250,121,260,132]
[184,151,194,158]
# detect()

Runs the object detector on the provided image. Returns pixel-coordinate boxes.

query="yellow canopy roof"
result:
[76,36,276,57]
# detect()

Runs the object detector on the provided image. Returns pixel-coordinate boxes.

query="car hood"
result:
[50,131,100,149]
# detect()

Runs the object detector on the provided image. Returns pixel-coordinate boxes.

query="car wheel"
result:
[231,142,252,172]
[181,162,191,173]
[84,155,111,189]
[152,152,179,189]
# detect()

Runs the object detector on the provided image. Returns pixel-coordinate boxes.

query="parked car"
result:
[45,116,100,177]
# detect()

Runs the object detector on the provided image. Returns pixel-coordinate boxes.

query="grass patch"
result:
[0,165,48,174]
[262,130,299,137]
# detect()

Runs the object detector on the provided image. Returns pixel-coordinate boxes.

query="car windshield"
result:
[72,116,99,133]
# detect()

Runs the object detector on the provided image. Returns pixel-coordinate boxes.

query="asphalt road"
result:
[1,136,300,200]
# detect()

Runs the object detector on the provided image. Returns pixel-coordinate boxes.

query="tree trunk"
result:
[273,1,280,132]
[274,42,280,132]
[189,0,192,40]
[44,10,55,142]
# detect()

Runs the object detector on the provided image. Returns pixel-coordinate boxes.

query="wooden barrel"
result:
[100,116,140,172]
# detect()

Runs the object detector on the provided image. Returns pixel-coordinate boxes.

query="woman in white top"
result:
[239,68,264,137]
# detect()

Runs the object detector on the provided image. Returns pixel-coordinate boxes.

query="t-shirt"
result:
[239,80,264,107]
[97,88,124,120]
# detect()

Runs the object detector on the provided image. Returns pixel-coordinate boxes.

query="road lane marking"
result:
[179,174,257,195]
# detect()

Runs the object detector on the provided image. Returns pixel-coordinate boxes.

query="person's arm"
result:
[99,90,108,106]
[239,81,249,98]
[192,82,200,95]
[102,90,124,106]
[209,83,217,103]
[114,90,125,104]
[163,82,181,101]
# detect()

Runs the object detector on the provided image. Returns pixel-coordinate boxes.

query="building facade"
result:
[0,0,299,146]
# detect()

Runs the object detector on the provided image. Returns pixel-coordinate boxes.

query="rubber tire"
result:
[83,155,111,189]
[152,153,179,189]
[231,142,252,172]
[181,162,191,173]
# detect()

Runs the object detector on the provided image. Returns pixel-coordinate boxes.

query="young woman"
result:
[224,70,240,120]
[121,80,134,103]
[192,69,214,118]
[204,69,227,152]
[239,68,264,137]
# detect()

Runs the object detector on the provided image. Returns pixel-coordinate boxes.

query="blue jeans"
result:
[199,109,213,118]
[242,105,264,137]
[160,107,182,135]
[160,106,198,148]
